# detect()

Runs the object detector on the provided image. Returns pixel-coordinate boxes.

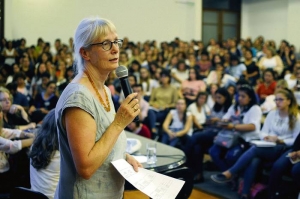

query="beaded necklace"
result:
[85,72,110,112]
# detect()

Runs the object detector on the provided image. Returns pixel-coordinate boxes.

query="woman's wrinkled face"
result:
[85,31,120,72]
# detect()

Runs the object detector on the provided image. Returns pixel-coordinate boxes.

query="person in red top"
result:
[256,68,277,104]
[127,121,151,139]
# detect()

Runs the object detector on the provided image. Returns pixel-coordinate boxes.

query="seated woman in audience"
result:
[128,60,141,83]
[0,104,35,193]
[243,49,260,86]
[2,41,18,66]
[131,84,151,123]
[14,72,31,97]
[180,68,206,106]
[127,120,151,139]
[211,88,300,199]
[256,69,277,104]
[284,62,300,89]
[171,60,189,89]
[147,70,178,134]
[211,54,224,69]
[0,87,35,130]
[229,39,241,58]
[55,61,67,87]
[206,83,219,110]
[268,133,300,198]
[187,92,210,132]
[28,81,58,123]
[257,47,283,76]
[260,79,288,114]
[206,63,236,87]
[197,51,212,78]
[184,88,232,182]
[119,51,129,68]
[31,63,49,94]
[161,98,192,147]
[186,53,198,68]
[226,84,236,103]
[139,67,159,101]
[29,110,59,199]
[209,85,262,173]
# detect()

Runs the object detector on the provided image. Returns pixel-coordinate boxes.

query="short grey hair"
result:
[73,17,117,73]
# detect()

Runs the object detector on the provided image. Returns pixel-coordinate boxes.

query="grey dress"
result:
[54,83,127,199]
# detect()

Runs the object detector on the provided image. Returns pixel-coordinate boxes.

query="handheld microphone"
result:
[115,65,139,122]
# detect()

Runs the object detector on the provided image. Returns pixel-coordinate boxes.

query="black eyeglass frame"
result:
[88,39,123,51]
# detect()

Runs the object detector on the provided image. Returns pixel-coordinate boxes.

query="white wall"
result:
[4,0,202,46]
[241,0,300,50]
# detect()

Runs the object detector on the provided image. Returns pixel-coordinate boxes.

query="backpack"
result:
[238,180,267,199]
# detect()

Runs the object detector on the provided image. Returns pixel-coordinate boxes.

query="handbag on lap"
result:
[214,129,240,148]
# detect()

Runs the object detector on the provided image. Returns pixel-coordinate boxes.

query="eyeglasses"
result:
[0,98,11,102]
[274,98,285,102]
[88,39,123,51]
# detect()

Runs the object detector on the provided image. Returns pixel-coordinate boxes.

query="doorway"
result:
[202,10,240,46]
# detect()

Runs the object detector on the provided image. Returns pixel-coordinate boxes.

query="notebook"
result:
[250,140,276,147]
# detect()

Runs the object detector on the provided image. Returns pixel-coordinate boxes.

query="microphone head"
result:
[115,65,128,78]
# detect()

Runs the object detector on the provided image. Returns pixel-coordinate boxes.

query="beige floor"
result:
[124,189,220,199]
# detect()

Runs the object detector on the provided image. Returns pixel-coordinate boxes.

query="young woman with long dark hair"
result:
[184,87,232,182]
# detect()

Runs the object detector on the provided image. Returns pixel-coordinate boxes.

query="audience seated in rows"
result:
[1,35,300,198]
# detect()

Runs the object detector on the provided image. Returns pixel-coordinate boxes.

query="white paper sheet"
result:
[112,159,185,199]
[131,155,147,163]
[250,140,276,147]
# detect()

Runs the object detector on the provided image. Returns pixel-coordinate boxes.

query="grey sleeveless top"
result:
[54,83,126,199]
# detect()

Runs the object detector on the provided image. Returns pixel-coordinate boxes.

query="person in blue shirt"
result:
[6,82,29,110]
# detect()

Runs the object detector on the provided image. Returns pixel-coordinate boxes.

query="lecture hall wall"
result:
[241,0,300,50]
[5,0,300,49]
[4,0,202,46]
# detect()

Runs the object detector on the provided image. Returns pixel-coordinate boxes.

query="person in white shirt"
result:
[171,60,189,89]
[161,99,193,148]
[139,67,159,101]
[29,109,59,199]
[207,63,236,88]
[184,87,233,182]
[258,47,284,76]
[260,79,288,114]
[187,92,210,131]
[226,55,247,81]
[209,84,262,174]
[211,88,300,199]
